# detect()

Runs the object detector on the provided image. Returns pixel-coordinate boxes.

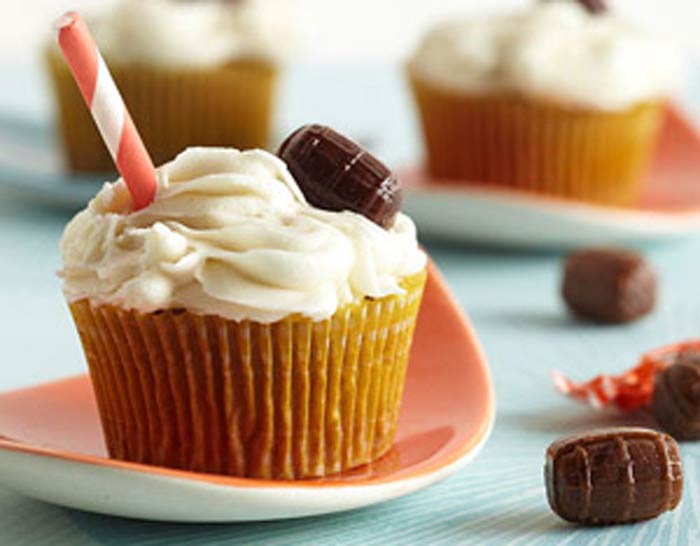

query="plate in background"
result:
[404,108,700,249]
[0,115,105,207]
[0,261,494,523]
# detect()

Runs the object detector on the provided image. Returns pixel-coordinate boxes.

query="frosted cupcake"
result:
[47,0,292,173]
[59,128,427,479]
[408,0,682,205]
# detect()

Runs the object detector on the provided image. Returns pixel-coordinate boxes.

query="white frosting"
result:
[89,0,294,67]
[409,1,682,111]
[59,148,426,323]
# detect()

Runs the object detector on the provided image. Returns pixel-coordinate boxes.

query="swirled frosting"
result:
[59,148,426,323]
[409,1,682,111]
[89,0,294,67]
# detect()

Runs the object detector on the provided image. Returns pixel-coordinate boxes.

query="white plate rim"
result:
[0,411,494,522]
[404,182,700,248]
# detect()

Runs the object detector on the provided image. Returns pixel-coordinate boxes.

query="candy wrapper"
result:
[552,340,700,412]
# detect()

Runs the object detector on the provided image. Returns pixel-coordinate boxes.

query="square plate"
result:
[0,261,494,522]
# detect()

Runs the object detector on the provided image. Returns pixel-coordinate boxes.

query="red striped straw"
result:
[55,12,157,210]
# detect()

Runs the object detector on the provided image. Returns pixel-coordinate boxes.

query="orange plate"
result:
[0,261,494,521]
[641,106,700,212]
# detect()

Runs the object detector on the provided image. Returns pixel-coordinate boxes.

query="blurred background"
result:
[3,0,699,165]
[4,0,700,65]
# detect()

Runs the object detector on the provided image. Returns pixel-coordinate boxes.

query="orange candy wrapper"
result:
[552,340,700,412]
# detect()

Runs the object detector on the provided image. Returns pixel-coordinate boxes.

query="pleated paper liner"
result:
[68,270,427,480]
[409,73,665,206]
[46,47,278,173]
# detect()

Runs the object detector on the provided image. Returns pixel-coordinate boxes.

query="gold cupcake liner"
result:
[46,48,279,173]
[409,74,665,206]
[68,271,427,480]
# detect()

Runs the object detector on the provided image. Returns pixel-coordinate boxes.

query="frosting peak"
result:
[409,1,682,111]
[59,148,425,322]
[90,0,294,67]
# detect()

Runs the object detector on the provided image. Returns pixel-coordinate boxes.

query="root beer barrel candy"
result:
[653,348,700,441]
[278,125,402,229]
[576,0,607,14]
[545,428,682,525]
[562,249,657,324]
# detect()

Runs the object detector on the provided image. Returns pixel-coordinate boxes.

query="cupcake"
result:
[59,128,427,480]
[408,0,682,206]
[46,0,292,174]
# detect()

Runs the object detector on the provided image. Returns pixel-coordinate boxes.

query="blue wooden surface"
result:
[1,62,700,545]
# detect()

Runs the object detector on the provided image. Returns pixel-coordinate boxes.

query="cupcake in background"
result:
[46,0,294,173]
[408,0,683,206]
[59,128,427,479]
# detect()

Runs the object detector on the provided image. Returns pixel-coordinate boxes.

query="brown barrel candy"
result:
[576,0,608,14]
[562,248,657,324]
[545,428,682,525]
[542,0,607,15]
[278,125,402,229]
[653,347,700,441]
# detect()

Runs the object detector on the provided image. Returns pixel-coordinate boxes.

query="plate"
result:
[0,261,494,523]
[403,108,700,249]
[0,115,106,207]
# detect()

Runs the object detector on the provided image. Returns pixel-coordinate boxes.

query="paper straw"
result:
[55,12,157,210]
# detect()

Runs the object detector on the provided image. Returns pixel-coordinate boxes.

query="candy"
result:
[576,0,608,14]
[545,428,682,525]
[653,348,700,441]
[278,125,402,229]
[562,249,657,324]
[553,340,700,412]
